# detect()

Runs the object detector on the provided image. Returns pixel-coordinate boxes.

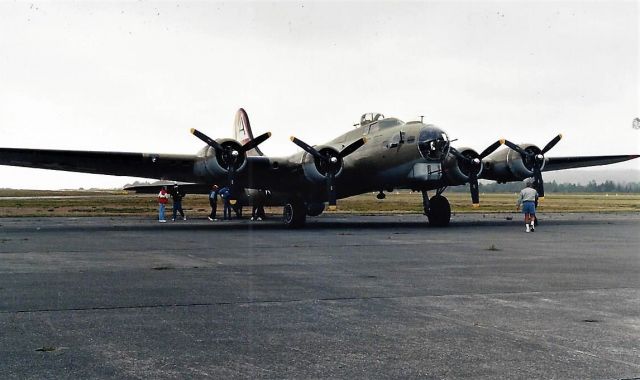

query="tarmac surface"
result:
[0,212,639,379]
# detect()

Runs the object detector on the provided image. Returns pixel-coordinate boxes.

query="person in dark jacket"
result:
[208,184,219,221]
[218,186,232,220]
[251,190,267,221]
[171,184,186,221]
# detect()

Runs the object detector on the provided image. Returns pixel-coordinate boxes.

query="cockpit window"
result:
[418,126,450,160]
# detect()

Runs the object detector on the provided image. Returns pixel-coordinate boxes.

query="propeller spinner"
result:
[503,134,563,199]
[290,136,366,209]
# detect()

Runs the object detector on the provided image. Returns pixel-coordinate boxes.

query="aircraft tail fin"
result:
[234,108,264,157]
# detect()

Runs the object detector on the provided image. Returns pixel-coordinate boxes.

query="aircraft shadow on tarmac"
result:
[4,215,626,233]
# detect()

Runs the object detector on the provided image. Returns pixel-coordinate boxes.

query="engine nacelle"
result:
[301,145,343,184]
[442,147,482,185]
[505,143,545,179]
[193,139,248,179]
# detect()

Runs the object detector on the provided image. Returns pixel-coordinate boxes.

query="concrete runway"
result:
[1,212,639,379]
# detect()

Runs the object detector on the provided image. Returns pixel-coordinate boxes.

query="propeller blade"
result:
[338,137,367,158]
[449,147,481,206]
[190,128,224,151]
[533,164,545,199]
[479,139,505,159]
[502,139,530,157]
[449,140,502,207]
[290,137,355,210]
[469,171,480,207]
[541,133,563,154]
[226,151,240,187]
[502,134,561,201]
[241,132,272,153]
[290,136,325,162]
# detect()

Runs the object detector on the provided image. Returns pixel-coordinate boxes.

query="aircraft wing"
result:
[0,148,200,182]
[123,181,209,193]
[544,155,639,172]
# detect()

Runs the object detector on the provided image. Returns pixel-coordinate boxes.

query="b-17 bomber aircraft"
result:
[1,108,638,228]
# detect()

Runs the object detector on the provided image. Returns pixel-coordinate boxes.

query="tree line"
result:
[450,180,640,193]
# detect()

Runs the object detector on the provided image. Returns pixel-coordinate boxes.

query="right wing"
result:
[0,147,307,193]
[0,148,200,182]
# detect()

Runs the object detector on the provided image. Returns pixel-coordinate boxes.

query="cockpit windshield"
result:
[418,126,450,160]
[377,118,404,129]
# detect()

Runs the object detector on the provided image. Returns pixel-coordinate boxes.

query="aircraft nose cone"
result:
[418,126,450,160]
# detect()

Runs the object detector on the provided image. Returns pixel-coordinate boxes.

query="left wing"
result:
[543,155,639,172]
[0,148,200,182]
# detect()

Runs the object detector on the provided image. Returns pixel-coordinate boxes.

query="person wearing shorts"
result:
[517,179,538,232]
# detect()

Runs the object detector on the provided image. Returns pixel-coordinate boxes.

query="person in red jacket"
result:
[157,186,170,222]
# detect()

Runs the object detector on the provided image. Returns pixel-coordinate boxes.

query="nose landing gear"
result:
[422,190,450,227]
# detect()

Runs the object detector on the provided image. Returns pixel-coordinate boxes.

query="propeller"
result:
[290,136,366,209]
[503,134,562,199]
[190,128,271,188]
[449,139,505,206]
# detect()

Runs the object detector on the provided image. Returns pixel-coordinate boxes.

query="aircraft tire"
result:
[306,202,325,217]
[428,195,451,227]
[283,200,307,228]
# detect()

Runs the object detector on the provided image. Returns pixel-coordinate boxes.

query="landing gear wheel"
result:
[283,200,306,228]
[428,195,451,227]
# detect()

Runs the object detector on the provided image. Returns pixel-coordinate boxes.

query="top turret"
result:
[360,113,385,127]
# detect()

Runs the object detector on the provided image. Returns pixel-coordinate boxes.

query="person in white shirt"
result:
[517,179,538,232]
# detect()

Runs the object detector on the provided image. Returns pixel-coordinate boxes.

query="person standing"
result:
[208,184,219,221]
[251,190,266,221]
[219,186,232,220]
[171,184,186,221]
[157,186,169,222]
[517,179,538,232]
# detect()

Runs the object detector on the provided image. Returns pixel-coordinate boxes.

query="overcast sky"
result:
[0,1,638,189]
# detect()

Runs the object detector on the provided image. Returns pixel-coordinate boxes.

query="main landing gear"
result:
[282,191,452,228]
[422,190,451,227]
[282,199,306,229]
